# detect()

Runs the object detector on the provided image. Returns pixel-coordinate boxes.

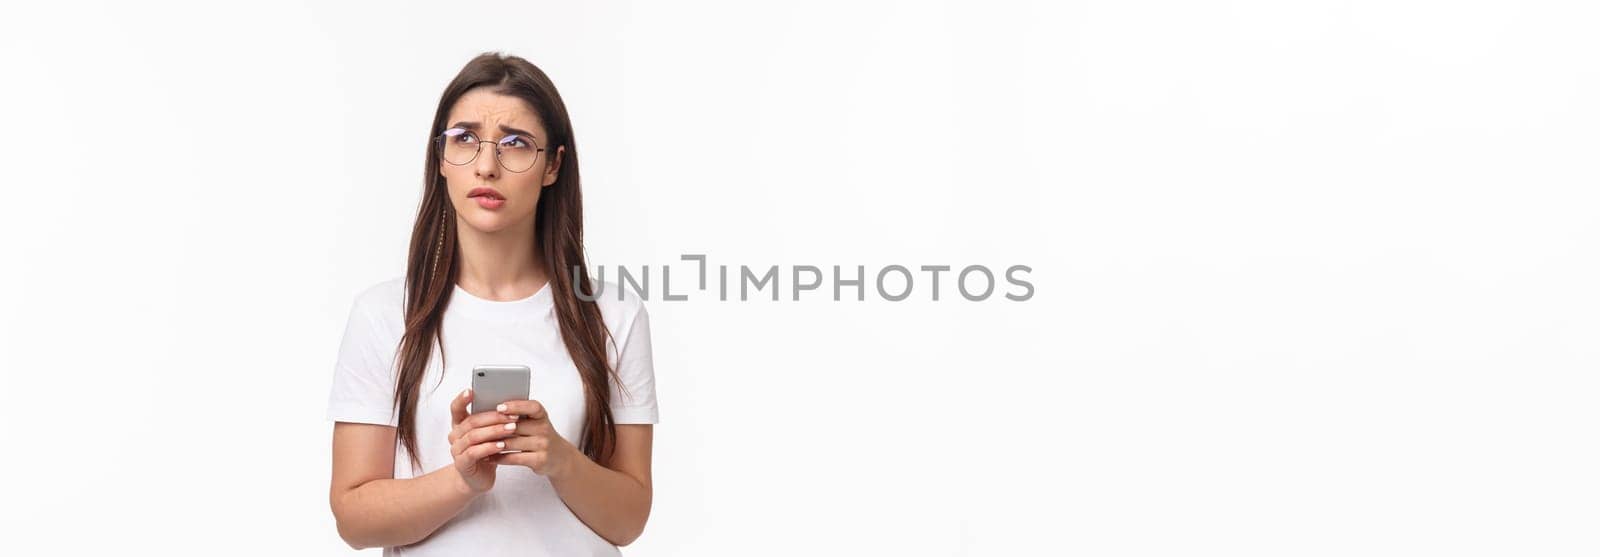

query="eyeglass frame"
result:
[434,127,547,173]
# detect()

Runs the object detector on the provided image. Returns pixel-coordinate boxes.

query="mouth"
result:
[467,187,507,210]
[467,187,505,201]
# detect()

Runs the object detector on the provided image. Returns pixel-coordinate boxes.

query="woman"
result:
[326,53,658,556]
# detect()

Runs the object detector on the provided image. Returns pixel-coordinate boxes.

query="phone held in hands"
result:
[471,364,531,415]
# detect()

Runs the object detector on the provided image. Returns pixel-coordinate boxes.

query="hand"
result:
[492,399,582,479]
[447,389,521,494]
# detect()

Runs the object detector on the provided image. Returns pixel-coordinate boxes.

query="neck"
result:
[453,215,548,301]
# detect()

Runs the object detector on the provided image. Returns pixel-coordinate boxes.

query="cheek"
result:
[508,176,545,205]
[439,166,470,193]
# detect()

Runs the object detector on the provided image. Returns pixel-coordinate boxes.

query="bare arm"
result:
[328,423,472,549]
[493,399,656,547]
[329,390,520,549]
[549,424,655,546]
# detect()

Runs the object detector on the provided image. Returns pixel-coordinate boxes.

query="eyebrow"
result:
[449,121,538,139]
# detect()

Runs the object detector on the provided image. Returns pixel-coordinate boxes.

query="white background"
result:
[2,1,1597,555]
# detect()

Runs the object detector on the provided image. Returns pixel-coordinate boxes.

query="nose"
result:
[473,142,499,180]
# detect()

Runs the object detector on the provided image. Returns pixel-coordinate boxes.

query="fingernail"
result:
[496,441,505,449]
[460,389,469,399]
[504,423,516,430]
[496,404,508,412]
[509,415,520,421]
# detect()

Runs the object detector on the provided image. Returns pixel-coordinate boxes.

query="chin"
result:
[460,210,532,234]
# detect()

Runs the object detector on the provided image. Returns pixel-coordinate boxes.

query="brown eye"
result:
[500,135,531,149]
[444,128,476,144]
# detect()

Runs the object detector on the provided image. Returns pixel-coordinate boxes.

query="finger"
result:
[497,400,547,421]
[450,388,472,426]
[460,440,507,463]
[456,421,521,453]
[510,419,555,438]
[453,424,510,456]
[451,410,517,442]
[502,435,548,453]
[454,421,512,455]
[496,450,546,470]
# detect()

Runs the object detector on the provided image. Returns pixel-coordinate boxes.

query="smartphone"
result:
[471,364,531,415]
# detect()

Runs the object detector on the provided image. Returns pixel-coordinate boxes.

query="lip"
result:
[467,187,505,200]
[467,187,507,210]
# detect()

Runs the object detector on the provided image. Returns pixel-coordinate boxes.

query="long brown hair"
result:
[393,52,619,468]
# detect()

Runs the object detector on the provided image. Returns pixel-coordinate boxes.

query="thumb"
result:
[450,388,472,425]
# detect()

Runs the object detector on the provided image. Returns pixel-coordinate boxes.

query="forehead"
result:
[446,87,544,135]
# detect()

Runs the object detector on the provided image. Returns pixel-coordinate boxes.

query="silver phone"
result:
[471,364,531,415]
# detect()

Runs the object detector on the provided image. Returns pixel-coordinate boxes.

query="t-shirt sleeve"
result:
[326,294,399,427]
[609,303,660,424]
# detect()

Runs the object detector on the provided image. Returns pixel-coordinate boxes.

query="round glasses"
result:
[437,127,545,173]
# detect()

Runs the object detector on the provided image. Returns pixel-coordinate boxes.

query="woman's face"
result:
[438,87,563,234]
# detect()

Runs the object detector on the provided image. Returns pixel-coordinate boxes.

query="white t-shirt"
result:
[326,277,659,556]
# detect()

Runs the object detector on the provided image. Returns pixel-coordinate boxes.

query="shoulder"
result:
[589,279,650,332]
[348,276,407,328]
